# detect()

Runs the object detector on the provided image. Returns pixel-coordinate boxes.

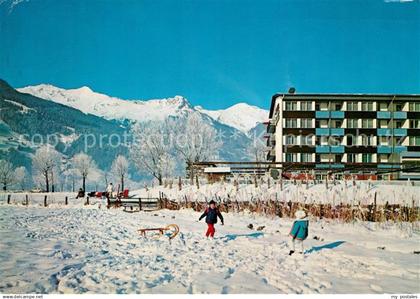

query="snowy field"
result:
[0,205,419,294]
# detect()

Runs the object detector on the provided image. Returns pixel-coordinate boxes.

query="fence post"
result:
[44,195,47,207]
[139,198,142,211]
[280,177,283,191]
[373,192,377,222]
[411,198,415,222]
[65,196,68,205]
[196,175,200,190]
[7,194,11,204]
[25,194,28,206]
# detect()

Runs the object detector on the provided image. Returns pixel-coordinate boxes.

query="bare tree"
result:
[0,160,15,191]
[173,112,222,183]
[111,155,129,191]
[32,145,61,192]
[130,121,175,185]
[248,135,267,163]
[72,152,96,191]
[14,166,28,191]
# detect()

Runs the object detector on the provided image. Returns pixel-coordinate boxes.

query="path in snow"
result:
[0,206,419,294]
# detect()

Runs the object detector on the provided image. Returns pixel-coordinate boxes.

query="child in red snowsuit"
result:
[198,200,224,238]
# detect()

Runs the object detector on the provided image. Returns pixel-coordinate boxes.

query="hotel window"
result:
[301,101,312,111]
[301,153,313,163]
[409,102,420,111]
[285,135,296,145]
[285,119,297,128]
[302,135,313,146]
[378,154,388,163]
[362,119,373,128]
[362,135,375,146]
[379,103,388,111]
[410,136,420,146]
[335,155,342,163]
[395,120,403,129]
[347,154,356,163]
[320,120,329,128]
[347,119,358,128]
[301,118,312,128]
[410,120,420,129]
[395,103,403,111]
[285,153,298,162]
[361,102,374,111]
[285,101,297,111]
[379,136,390,146]
[334,120,342,128]
[334,103,342,111]
[347,101,358,111]
[362,153,373,163]
[379,120,388,128]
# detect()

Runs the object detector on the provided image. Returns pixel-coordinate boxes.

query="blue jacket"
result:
[199,207,224,225]
[289,219,309,240]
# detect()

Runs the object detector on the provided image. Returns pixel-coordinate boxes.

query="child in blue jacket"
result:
[289,209,309,255]
[199,200,224,238]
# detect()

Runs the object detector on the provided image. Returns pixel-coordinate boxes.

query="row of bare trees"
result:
[31,146,130,193]
[0,160,27,191]
[130,112,222,185]
[1,112,221,192]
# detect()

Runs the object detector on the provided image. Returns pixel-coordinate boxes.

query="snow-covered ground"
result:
[0,204,419,294]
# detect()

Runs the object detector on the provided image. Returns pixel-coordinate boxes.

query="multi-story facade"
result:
[266,92,420,179]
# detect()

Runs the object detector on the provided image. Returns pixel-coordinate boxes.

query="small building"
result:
[203,167,231,183]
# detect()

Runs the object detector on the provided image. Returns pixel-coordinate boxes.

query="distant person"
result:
[106,183,114,198]
[76,188,85,199]
[289,209,309,255]
[198,200,224,238]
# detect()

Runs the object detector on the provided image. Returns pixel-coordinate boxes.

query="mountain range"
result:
[17,84,268,134]
[0,79,268,187]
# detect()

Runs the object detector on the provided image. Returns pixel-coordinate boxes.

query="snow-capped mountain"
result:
[17,84,268,133]
[196,103,268,133]
[18,84,193,123]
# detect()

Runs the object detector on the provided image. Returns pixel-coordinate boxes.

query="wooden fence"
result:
[2,193,419,223]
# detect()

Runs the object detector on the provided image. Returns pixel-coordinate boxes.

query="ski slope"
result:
[0,205,418,294]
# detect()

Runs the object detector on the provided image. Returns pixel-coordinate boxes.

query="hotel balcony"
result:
[330,111,345,119]
[315,111,330,118]
[377,128,408,136]
[377,111,391,119]
[377,146,408,154]
[315,128,344,136]
[315,163,345,169]
[377,111,407,119]
[315,145,345,154]
[393,111,407,119]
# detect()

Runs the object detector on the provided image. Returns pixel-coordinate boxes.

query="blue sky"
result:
[0,0,419,110]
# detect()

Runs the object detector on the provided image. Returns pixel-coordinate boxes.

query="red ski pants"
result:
[205,223,215,237]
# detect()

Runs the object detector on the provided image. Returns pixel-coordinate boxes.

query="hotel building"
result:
[266,92,420,179]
